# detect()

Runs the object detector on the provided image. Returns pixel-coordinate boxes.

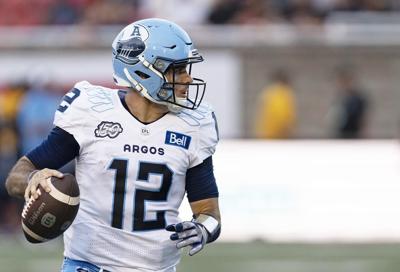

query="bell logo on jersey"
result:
[165,131,191,150]
[95,121,123,138]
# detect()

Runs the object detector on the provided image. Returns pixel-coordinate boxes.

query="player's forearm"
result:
[5,156,37,199]
[189,197,221,244]
[190,197,221,223]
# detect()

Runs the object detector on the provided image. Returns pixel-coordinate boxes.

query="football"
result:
[21,173,80,243]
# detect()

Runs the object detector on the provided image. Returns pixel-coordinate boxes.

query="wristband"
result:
[193,214,221,243]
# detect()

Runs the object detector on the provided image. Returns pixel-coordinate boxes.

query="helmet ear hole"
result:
[135,71,150,79]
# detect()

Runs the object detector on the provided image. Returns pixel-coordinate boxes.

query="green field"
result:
[1,235,400,272]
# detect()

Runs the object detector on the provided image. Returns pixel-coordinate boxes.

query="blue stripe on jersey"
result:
[185,156,219,202]
[211,112,220,141]
[26,126,80,169]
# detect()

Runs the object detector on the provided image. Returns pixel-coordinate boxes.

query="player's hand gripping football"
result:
[166,220,209,256]
[24,168,64,202]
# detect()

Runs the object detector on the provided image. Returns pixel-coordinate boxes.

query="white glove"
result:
[166,220,209,256]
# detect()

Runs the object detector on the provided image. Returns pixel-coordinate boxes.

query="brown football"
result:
[21,173,80,243]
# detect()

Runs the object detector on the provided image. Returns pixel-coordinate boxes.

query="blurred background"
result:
[1,0,400,271]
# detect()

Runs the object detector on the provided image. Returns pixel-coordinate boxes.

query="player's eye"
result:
[175,66,187,74]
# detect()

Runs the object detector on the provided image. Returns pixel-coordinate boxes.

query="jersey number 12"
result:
[109,159,173,231]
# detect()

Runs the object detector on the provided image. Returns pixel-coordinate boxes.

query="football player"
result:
[6,18,221,272]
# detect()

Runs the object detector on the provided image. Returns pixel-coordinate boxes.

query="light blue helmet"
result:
[112,18,206,112]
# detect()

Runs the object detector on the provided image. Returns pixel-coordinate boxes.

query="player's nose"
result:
[182,71,193,84]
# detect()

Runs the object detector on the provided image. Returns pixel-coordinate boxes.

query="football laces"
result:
[21,188,40,219]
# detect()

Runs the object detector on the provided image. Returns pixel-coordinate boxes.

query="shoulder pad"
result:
[185,102,219,168]
[73,81,116,113]
[177,102,214,127]
[54,81,119,145]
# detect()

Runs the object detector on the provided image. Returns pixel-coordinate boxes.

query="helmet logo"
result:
[116,38,145,64]
[115,24,149,64]
[120,24,149,42]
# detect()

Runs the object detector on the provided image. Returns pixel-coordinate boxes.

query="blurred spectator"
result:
[48,0,82,25]
[331,65,369,139]
[141,0,214,26]
[208,0,242,24]
[0,0,51,25]
[0,0,400,26]
[287,0,325,24]
[0,80,29,126]
[0,80,29,233]
[16,68,61,155]
[0,124,18,184]
[333,0,391,11]
[254,69,297,139]
[232,0,277,25]
[81,0,139,25]
[0,123,21,233]
[0,79,29,173]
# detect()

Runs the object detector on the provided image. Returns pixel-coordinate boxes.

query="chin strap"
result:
[193,214,221,243]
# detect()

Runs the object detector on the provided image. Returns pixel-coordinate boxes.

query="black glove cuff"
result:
[206,225,220,243]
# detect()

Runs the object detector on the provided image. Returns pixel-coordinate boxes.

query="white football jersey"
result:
[53,81,219,272]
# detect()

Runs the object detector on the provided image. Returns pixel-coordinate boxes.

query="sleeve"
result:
[186,156,219,202]
[26,126,80,170]
[53,81,90,146]
[188,106,219,168]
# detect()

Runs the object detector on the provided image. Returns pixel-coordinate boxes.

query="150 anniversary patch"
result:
[94,121,123,138]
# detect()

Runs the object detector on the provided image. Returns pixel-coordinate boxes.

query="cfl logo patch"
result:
[95,121,123,139]
[165,131,191,150]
